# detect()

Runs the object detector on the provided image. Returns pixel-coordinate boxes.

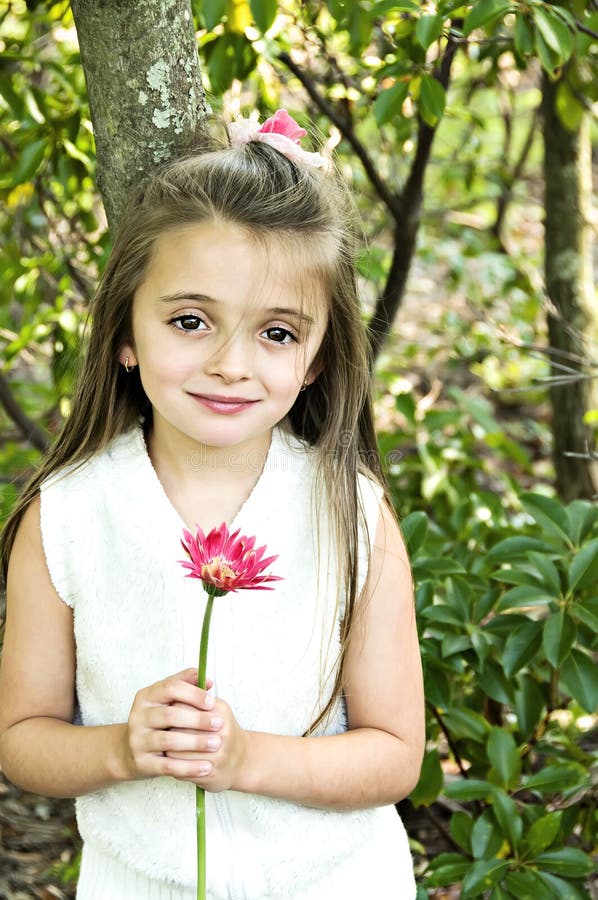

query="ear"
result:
[303,359,323,387]
[118,343,137,368]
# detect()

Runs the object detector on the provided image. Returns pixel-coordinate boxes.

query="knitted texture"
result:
[40,427,416,899]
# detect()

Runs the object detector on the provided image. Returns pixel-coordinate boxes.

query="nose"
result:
[204,334,254,383]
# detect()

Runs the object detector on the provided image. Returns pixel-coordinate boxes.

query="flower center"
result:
[201,557,236,582]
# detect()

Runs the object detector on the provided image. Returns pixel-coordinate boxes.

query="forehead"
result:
[139,220,333,316]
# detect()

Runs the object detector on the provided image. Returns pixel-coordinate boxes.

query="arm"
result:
[0,498,220,798]
[171,501,426,810]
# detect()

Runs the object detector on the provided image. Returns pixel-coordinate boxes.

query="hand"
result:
[122,668,219,784]
[166,694,247,793]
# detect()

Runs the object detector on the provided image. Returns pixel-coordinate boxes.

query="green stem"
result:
[196,591,215,900]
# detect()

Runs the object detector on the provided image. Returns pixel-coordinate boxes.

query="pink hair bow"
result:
[228,109,326,169]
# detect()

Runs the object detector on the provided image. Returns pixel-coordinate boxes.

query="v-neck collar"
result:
[121,424,282,534]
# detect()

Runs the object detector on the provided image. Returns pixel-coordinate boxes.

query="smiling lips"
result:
[190,393,260,415]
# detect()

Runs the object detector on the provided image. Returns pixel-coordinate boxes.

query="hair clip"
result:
[228,109,326,169]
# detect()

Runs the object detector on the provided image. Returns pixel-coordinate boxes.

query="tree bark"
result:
[542,72,597,500]
[70,0,208,232]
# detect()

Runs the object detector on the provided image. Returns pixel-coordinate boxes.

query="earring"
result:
[124,357,135,373]
[300,380,309,392]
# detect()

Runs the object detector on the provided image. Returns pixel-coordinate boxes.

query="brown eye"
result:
[171,315,206,331]
[263,327,296,344]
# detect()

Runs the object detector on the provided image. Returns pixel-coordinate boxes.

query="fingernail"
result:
[210,716,223,729]
[204,694,215,709]
[207,736,220,750]
[198,763,211,775]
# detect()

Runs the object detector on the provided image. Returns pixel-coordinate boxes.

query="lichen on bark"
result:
[70,0,208,232]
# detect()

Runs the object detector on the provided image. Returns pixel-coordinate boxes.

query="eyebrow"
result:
[158,292,315,325]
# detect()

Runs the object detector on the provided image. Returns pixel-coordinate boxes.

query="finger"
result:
[165,732,222,757]
[148,727,221,756]
[139,674,216,710]
[145,705,224,733]
[158,756,213,780]
[179,669,214,691]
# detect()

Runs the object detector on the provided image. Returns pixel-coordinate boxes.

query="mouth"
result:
[189,393,260,415]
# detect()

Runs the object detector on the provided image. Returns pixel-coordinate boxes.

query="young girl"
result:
[0,110,424,899]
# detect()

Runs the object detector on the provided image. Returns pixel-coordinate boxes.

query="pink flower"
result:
[179,522,282,594]
[258,109,307,143]
[228,108,326,169]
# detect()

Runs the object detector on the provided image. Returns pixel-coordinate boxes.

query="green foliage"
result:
[395,479,597,896]
[1,3,596,896]
[0,2,105,510]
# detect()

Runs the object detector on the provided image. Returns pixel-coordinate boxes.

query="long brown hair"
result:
[1,134,386,730]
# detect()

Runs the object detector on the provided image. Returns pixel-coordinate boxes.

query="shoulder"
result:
[41,428,143,496]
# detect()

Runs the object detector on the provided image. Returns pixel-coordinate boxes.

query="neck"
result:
[145,422,272,484]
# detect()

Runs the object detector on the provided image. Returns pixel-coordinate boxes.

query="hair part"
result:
[1,133,388,730]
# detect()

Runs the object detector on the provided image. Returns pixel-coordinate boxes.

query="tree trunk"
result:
[70,0,208,232]
[542,72,597,501]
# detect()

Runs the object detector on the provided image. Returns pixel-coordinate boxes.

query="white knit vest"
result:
[40,426,416,900]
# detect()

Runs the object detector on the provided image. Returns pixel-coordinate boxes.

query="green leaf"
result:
[442,633,472,657]
[497,584,556,611]
[568,538,598,592]
[566,500,598,546]
[542,610,577,667]
[9,139,47,187]
[532,6,574,62]
[461,859,510,898]
[462,0,512,37]
[527,552,562,595]
[250,0,277,32]
[443,708,491,742]
[489,887,516,900]
[410,748,444,807]
[400,511,429,557]
[519,494,571,546]
[423,605,465,627]
[373,0,419,11]
[503,620,542,678]
[425,858,471,887]
[534,847,594,877]
[487,536,557,562]
[559,648,598,712]
[487,729,521,790]
[538,872,590,900]
[394,391,416,426]
[524,763,586,796]
[444,779,495,802]
[521,811,562,859]
[514,13,534,57]
[419,74,446,126]
[450,811,473,853]
[534,27,559,77]
[202,0,227,30]
[413,557,466,577]
[374,82,409,127]
[514,674,545,740]
[492,790,522,851]
[478,660,514,705]
[471,811,504,860]
[416,13,444,49]
[569,598,598,633]
[504,868,553,896]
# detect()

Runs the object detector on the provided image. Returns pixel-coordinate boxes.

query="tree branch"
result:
[370,22,463,356]
[0,371,49,452]
[277,51,401,219]
[428,702,469,780]
[492,105,539,242]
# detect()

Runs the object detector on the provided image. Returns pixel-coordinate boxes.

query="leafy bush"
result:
[401,492,597,899]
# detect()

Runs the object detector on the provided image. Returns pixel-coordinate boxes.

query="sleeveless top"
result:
[40,426,416,900]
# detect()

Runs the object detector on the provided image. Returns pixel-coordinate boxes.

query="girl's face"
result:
[120,220,328,459]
